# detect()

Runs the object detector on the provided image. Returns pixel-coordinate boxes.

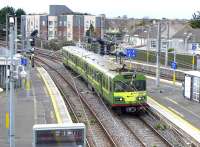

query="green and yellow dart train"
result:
[62,46,148,112]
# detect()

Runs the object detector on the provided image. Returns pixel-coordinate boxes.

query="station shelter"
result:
[184,70,200,102]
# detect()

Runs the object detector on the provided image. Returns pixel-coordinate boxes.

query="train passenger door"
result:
[99,73,103,96]
[85,63,88,79]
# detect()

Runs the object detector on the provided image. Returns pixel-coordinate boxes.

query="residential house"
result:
[171,25,200,54]
[123,20,187,52]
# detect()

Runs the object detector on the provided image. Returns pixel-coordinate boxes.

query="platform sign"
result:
[33,123,86,147]
[171,61,177,70]
[184,75,192,99]
[192,43,197,51]
[126,48,136,58]
[21,58,27,65]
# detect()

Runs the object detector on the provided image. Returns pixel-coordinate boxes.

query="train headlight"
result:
[115,97,124,102]
[137,96,145,101]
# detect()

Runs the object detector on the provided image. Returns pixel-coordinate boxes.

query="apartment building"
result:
[48,16,58,40]
[21,5,105,42]
[40,15,48,40]
[21,14,43,38]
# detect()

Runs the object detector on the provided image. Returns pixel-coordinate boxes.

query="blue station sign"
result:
[171,61,177,70]
[126,48,136,58]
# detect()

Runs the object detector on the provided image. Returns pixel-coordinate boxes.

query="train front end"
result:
[112,73,148,112]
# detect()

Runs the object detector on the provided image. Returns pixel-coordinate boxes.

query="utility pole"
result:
[9,16,15,147]
[156,22,161,88]
[100,16,104,40]
[173,46,176,85]
[6,14,8,48]
[79,16,81,43]
[147,27,150,64]
[165,21,169,67]
[14,17,17,54]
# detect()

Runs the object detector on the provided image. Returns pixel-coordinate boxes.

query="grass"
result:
[155,122,168,131]
[129,49,195,69]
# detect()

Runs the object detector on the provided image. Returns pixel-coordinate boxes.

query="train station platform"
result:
[37,67,72,123]
[147,77,200,145]
[0,67,56,147]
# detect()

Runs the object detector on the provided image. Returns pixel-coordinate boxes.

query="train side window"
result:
[110,80,112,92]
[93,70,95,79]
[102,75,106,88]
[97,73,100,83]
[90,67,92,76]
[77,58,80,67]
[105,77,108,90]
[107,78,110,91]
[95,71,98,81]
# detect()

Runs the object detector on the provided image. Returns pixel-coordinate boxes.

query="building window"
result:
[151,40,156,48]
[64,21,67,26]
[59,31,62,36]
[59,21,62,26]
[64,32,67,37]
[162,42,168,49]
[42,21,45,26]
[49,21,53,26]
[68,33,71,38]
[49,31,53,36]
[67,23,71,28]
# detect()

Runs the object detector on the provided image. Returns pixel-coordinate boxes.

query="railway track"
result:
[35,57,118,147]
[35,53,176,147]
[35,56,145,146]
[120,115,170,147]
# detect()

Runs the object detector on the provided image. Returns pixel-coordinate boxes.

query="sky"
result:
[1,0,200,19]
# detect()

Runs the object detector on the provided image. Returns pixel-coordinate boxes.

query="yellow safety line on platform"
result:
[164,97,178,105]
[168,107,184,118]
[5,112,9,129]
[37,68,62,124]
[148,96,200,136]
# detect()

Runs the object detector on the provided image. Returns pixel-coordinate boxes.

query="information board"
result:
[33,123,86,147]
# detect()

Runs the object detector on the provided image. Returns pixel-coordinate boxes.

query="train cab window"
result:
[134,80,146,91]
[114,80,146,92]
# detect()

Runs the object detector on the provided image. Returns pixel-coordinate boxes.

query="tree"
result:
[0,6,15,25]
[86,24,95,37]
[190,11,200,28]
[0,6,25,40]
[15,8,26,32]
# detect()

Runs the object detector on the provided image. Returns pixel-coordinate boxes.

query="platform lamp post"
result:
[192,43,197,70]
[173,48,176,85]
[8,15,15,147]
[156,22,161,88]
[165,21,170,67]
[7,15,28,147]
[144,27,150,64]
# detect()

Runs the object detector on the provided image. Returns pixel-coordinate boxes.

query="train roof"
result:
[62,46,128,78]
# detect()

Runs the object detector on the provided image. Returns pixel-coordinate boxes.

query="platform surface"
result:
[147,78,200,144]
[0,68,56,147]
